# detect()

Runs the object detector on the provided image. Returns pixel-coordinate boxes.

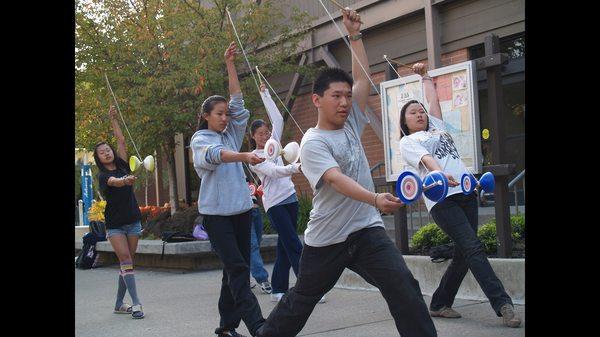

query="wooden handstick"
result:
[330,0,347,10]
[384,55,414,70]
[329,0,364,24]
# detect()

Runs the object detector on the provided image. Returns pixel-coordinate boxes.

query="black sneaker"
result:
[217,330,247,337]
[131,304,144,319]
[259,281,272,294]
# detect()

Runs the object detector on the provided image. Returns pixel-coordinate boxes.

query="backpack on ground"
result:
[76,232,99,269]
[192,220,209,240]
[160,231,196,259]
[89,221,107,242]
[429,243,455,263]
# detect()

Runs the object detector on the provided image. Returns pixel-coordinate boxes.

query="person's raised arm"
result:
[413,63,442,120]
[259,83,284,142]
[342,8,369,114]
[225,41,241,96]
[108,105,127,161]
[223,41,251,150]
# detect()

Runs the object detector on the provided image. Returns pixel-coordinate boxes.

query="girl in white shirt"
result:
[249,84,308,303]
[398,63,520,328]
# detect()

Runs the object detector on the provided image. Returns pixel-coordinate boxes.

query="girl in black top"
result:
[93,105,144,319]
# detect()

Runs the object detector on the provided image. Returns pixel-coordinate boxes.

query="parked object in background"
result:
[76,232,99,269]
[89,221,107,241]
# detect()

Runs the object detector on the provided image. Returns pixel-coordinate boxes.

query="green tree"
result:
[76,0,312,213]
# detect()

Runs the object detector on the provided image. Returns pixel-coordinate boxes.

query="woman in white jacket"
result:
[249,84,325,303]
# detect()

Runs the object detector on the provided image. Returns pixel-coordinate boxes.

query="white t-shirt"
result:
[300,101,384,247]
[399,114,470,211]
[250,89,300,212]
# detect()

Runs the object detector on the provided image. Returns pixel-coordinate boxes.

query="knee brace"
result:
[120,260,134,276]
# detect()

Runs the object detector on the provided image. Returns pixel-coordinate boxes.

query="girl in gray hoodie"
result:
[190,42,266,337]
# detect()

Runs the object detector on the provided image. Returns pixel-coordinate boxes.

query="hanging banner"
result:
[81,164,93,226]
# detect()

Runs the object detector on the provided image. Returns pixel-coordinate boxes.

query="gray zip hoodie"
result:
[190,93,253,216]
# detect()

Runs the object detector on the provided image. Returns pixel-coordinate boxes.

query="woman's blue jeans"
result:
[266,201,302,294]
[250,207,269,283]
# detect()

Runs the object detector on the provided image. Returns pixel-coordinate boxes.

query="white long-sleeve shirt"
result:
[250,89,300,212]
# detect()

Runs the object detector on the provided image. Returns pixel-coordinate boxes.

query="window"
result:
[469,33,525,61]
[502,35,525,60]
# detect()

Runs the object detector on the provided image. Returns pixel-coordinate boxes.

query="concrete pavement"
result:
[76,264,525,337]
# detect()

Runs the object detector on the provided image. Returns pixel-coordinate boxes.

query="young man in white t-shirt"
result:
[398,63,521,328]
[256,8,437,337]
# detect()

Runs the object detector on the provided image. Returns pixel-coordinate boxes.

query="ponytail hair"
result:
[197,116,208,130]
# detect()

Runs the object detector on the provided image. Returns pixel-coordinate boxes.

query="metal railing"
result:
[370,161,385,174]
[508,169,525,215]
[479,169,525,215]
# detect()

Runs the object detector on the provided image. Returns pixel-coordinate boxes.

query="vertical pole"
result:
[386,61,409,253]
[514,187,519,215]
[145,174,149,206]
[485,34,512,257]
[393,185,409,253]
[184,138,192,205]
[78,200,84,227]
[522,177,525,209]
[155,150,160,207]
[424,0,442,69]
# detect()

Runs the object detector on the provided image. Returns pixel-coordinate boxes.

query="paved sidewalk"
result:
[76,265,525,337]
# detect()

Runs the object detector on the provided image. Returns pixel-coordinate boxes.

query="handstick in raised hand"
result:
[383,55,414,70]
[329,0,364,24]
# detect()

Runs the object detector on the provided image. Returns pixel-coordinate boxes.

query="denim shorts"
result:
[106,221,142,238]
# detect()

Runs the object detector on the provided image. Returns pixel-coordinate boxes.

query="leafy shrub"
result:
[410,223,451,252]
[261,207,273,234]
[296,196,312,234]
[477,214,525,255]
[511,215,525,240]
[261,195,312,235]
[477,222,499,255]
[410,214,525,256]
